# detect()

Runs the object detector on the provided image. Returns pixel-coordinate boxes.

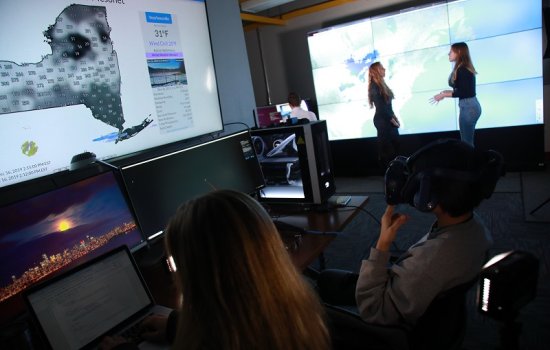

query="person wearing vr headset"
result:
[355,138,503,327]
[368,62,401,170]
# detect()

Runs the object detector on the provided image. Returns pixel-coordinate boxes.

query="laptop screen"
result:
[256,105,281,128]
[275,100,309,119]
[25,246,152,350]
[0,171,145,324]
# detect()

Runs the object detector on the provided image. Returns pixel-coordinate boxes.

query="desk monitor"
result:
[276,100,310,119]
[0,171,145,324]
[121,130,265,240]
[251,120,335,205]
[255,105,281,128]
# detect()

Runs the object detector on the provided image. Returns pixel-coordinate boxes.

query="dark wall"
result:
[206,0,256,129]
[279,25,318,106]
[332,125,546,177]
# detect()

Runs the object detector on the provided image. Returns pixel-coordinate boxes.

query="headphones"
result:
[385,139,504,212]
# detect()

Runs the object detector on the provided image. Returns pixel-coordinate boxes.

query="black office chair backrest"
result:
[409,278,477,350]
[324,303,409,350]
[317,268,358,306]
[317,269,477,350]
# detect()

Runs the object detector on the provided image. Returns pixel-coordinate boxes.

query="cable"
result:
[339,204,381,225]
[223,121,251,131]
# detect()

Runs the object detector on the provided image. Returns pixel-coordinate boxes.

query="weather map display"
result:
[0,0,223,187]
[0,5,139,139]
[307,0,542,141]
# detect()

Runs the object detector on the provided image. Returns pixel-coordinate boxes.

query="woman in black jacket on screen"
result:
[368,62,400,170]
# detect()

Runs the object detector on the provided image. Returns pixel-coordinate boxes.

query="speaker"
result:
[384,139,504,212]
[478,250,539,320]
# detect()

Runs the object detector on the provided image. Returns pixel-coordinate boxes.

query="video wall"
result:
[307,0,542,140]
[0,0,223,187]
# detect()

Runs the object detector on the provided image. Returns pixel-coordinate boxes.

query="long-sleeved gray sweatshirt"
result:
[356,213,492,327]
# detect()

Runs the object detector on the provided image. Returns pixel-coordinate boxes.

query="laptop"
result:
[23,245,172,350]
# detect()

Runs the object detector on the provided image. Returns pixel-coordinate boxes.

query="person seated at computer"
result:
[101,190,330,350]
[287,92,316,122]
[355,139,503,326]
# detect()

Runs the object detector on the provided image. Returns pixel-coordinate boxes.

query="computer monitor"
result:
[0,0,224,188]
[251,120,335,204]
[255,105,282,128]
[275,100,309,119]
[121,130,265,240]
[0,171,145,324]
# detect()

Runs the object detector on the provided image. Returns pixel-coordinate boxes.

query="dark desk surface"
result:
[267,196,369,233]
[137,195,369,307]
[267,195,369,271]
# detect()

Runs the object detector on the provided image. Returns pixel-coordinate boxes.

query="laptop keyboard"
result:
[120,322,143,344]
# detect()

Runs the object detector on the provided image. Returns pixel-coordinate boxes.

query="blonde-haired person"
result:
[101,190,330,350]
[368,62,400,170]
[430,42,481,146]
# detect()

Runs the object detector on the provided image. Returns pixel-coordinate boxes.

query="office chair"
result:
[324,303,409,350]
[317,268,476,350]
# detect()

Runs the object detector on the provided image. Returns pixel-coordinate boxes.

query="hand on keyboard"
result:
[99,335,129,350]
[120,322,143,344]
[139,314,169,342]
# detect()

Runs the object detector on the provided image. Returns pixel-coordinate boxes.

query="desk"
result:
[266,195,369,271]
[136,195,369,308]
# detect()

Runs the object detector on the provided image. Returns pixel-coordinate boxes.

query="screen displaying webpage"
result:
[0,0,223,187]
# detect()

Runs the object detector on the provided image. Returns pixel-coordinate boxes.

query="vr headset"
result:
[385,139,504,212]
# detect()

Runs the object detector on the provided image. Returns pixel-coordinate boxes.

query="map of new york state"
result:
[0,5,151,143]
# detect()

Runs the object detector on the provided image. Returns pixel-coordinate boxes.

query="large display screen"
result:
[307,0,543,140]
[0,0,223,187]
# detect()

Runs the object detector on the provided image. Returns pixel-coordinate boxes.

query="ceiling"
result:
[239,0,357,30]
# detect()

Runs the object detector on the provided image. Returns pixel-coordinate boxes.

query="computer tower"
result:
[250,120,335,204]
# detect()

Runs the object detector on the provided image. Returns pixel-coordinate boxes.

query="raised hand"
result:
[376,205,409,252]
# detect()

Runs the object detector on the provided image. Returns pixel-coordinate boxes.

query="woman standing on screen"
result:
[430,42,481,146]
[368,62,400,170]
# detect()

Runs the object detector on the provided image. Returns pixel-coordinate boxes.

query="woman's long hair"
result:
[368,62,394,108]
[165,190,330,350]
[450,42,477,81]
